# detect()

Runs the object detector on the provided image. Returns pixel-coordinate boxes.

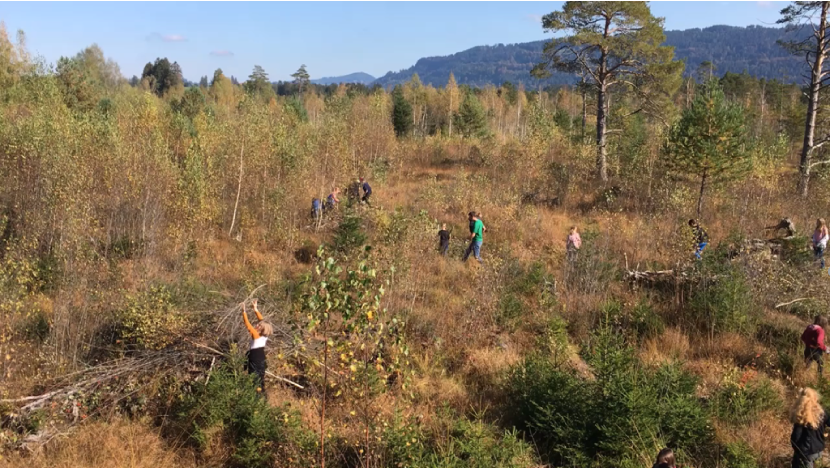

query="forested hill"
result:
[310,72,376,85]
[373,25,805,88]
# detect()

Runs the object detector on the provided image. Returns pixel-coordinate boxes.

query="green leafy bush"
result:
[118,285,184,350]
[171,356,316,467]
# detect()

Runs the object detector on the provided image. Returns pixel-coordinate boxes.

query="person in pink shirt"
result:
[802,315,827,377]
[566,226,582,263]
[812,218,829,270]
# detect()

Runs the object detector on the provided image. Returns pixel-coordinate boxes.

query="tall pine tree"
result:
[533,1,682,182]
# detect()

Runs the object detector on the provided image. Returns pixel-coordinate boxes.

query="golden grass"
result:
[715,411,792,468]
[3,419,190,468]
[639,327,691,366]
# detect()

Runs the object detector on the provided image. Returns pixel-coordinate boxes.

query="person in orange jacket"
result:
[241,299,273,394]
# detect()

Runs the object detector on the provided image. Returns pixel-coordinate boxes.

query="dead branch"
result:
[776,298,812,309]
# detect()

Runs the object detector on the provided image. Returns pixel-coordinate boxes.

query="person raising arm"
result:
[242,299,272,395]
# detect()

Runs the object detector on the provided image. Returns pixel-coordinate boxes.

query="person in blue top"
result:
[311,198,322,219]
[359,177,372,206]
[462,212,484,264]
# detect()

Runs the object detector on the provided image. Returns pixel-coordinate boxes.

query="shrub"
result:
[690,264,754,335]
[630,300,665,340]
[780,234,812,265]
[381,408,538,468]
[496,293,524,328]
[171,356,316,467]
[506,321,715,467]
[118,285,185,350]
[722,440,758,468]
[711,370,781,424]
[332,214,367,254]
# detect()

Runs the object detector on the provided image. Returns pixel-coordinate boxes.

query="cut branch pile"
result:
[1,285,303,447]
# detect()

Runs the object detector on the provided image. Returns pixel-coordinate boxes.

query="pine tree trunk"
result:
[697,172,707,219]
[596,81,608,182]
[799,1,829,198]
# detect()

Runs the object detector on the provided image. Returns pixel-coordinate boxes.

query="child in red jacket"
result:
[802,316,827,377]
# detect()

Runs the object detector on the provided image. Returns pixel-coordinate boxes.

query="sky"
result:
[0,1,788,82]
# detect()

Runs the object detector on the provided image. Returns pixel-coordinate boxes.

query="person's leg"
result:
[473,241,482,262]
[695,242,707,259]
[818,351,824,377]
[462,241,472,261]
[807,452,821,468]
[441,242,449,256]
[793,451,808,469]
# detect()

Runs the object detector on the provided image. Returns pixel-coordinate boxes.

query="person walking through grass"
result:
[462,212,484,264]
[812,218,828,270]
[688,219,709,260]
[566,226,582,263]
[802,315,827,377]
[791,387,830,468]
[359,177,372,206]
[241,299,272,396]
[438,223,450,256]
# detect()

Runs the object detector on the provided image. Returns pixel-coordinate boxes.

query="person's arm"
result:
[252,299,264,321]
[242,303,260,339]
[819,327,826,351]
[791,424,802,448]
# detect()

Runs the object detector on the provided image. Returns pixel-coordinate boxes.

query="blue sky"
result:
[1,1,787,82]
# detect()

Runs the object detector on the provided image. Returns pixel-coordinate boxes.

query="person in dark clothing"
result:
[347,180,361,203]
[468,211,476,235]
[803,316,827,377]
[652,448,676,468]
[359,177,372,206]
[688,219,709,260]
[438,223,450,256]
[791,387,830,468]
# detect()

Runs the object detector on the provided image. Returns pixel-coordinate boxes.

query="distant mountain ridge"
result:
[372,25,806,88]
[310,72,376,85]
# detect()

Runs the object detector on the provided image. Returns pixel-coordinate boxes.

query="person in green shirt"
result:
[462,213,484,263]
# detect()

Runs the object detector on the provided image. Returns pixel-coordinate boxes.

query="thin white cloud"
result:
[210,50,234,57]
[757,1,772,7]
[526,14,544,24]
[163,34,186,42]
[147,32,187,43]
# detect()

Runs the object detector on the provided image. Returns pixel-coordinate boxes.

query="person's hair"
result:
[815,315,827,328]
[442,223,446,229]
[688,219,696,226]
[256,321,274,337]
[818,218,827,230]
[791,387,824,429]
[654,448,675,468]
[570,226,577,233]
